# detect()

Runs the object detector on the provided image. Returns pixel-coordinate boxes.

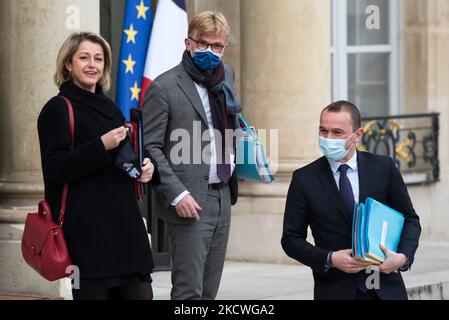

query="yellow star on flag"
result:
[124,24,138,44]
[130,81,141,101]
[122,54,136,74]
[136,0,149,20]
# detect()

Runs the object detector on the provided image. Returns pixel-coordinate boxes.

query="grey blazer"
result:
[142,62,239,224]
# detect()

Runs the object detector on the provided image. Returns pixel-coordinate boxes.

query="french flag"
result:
[139,0,188,105]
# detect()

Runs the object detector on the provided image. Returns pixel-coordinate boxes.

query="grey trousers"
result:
[168,186,231,300]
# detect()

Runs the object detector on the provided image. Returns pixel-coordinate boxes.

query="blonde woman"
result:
[37,32,158,300]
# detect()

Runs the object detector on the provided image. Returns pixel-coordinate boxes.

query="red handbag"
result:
[21,96,74,281]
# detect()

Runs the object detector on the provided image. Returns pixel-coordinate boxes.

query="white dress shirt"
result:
[327,151,360,205]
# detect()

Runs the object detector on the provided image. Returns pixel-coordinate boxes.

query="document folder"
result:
[127,108,146,201]
[352,197,404,264]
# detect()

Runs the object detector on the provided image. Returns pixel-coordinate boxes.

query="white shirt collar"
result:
[327,151,358,174]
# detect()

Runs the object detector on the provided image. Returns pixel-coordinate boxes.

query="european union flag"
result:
[116,0,153,120]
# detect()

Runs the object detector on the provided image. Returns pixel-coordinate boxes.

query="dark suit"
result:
[281,151,421,300]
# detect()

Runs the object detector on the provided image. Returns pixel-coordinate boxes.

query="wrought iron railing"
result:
[359,113,440,186]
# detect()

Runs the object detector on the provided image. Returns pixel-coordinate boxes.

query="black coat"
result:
[37,80,155,279]
[281,151,421,300]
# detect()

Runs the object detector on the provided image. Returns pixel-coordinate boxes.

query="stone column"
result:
[0,0,99,297]
[227,0,331,263]
[402,0,449,242]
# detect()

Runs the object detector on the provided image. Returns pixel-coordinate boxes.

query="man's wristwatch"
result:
[325,251,333,271]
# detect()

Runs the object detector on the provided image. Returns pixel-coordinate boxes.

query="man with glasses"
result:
[142,11,240,300]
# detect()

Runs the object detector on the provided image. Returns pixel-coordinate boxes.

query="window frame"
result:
[331,0,400,115]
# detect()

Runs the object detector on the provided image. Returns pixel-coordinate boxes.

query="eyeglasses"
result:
[188,37,225,53]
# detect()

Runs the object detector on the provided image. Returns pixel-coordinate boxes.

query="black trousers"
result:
[72,279,153,300]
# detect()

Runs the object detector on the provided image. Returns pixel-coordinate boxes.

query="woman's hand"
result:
[101,126,127,151]
[138,158,154,183]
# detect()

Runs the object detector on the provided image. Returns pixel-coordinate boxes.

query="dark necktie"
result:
[209,95,231,184]
[338,164,355,220]
[217,158,231,183]
[339,164,369,293]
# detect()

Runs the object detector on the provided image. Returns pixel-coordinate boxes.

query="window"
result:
[331,0,400,117]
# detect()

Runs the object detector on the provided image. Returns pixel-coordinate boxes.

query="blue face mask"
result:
[191,48,222,71]
[319,133,355,161]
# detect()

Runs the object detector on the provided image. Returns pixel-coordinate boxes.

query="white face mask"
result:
[318,133,355,161]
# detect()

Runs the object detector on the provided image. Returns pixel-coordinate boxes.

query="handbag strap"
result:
[58,96,74,224]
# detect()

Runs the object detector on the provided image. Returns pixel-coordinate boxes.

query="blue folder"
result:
[352,197,404,263]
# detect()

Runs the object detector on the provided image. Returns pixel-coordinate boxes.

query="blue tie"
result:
[338,164,355,220]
